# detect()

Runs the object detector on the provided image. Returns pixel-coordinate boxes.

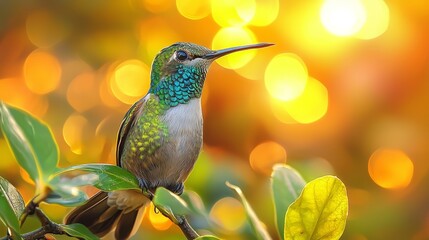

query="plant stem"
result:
[177,216,199,240]
[3,190,200,240]
[0,208,64,240]
[20,189,50,227]
[19,198,37,227]
[143,190,199,239]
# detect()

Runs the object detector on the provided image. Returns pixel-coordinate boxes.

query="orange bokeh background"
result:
[0,0,428,239]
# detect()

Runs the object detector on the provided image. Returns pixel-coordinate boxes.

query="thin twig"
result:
[1,208,64,240]
[142,190,199,239]
[2,190,200,240]
[20,189,51,227]
[22,208,64,240]
[176,216,199,240]
[19,197,37,227]
[156,208,199,239]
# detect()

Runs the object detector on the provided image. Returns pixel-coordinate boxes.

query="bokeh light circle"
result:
[320,0,367,36]
[63,114,88,155]
[356,0,389,39]
[209,197,246,231]
[110,59,150,104]
[211,27,257,69]
[176,0,210,20]
[270,99,297,124]
[276,77,329,124]
[142,0,173,13]
[264,53,308,101]
[67,73,99,112]
[99,66,123,108]
[249,0,279,26]
[148,203,172,230]
[249,141,287,175]
[368,148,414,189]
[211,0,256,27]
[23,50,62,95]
[26,10,67,48]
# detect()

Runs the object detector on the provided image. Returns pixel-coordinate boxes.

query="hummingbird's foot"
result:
[143,189,154,200]
[167,182,184,195]
[138,178,154,200]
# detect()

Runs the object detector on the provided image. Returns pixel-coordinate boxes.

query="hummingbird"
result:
[65,42,273,239]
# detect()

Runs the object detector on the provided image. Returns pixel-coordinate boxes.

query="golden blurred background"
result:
[0,0,428,239]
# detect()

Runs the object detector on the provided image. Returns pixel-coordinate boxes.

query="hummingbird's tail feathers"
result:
[64,191,146,239]
[115,208,145,240]
[65,191,110,226]
[65,191,119,237]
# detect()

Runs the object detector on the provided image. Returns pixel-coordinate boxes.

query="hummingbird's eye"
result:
[175,50,188,61]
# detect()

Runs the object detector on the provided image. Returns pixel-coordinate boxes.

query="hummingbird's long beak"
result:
[202,42,274,60]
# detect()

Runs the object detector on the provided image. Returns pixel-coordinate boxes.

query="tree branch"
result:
[20,190,51,227]
[176,216,199,240]
[143,190,199,240]
[2,190,200,240]
[22,207,64,240]
[1,207,64,240]
[156,209,199,240]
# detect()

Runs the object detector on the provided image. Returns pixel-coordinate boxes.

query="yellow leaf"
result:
[284,176,348,240]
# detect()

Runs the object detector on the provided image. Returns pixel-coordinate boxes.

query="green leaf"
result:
[0,176,24,239]
[181,191,207,216]
[61,223,99,240]
[0,177,25,219]
[226,182,272,240]
[181,191,216,229]
[46,173,96,206]
[0,102,58,191]
[51,164,140,191]
[53,173,100,188]
[45,190,88,207]
[153,187,191,217]
[195,236,222,240]
[271,164,306,239]
[284,175,348,240]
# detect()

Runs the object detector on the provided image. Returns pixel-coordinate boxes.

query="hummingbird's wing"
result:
[116,97,146,167]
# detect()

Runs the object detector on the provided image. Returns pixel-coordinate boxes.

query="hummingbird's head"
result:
[149,42,273,107]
